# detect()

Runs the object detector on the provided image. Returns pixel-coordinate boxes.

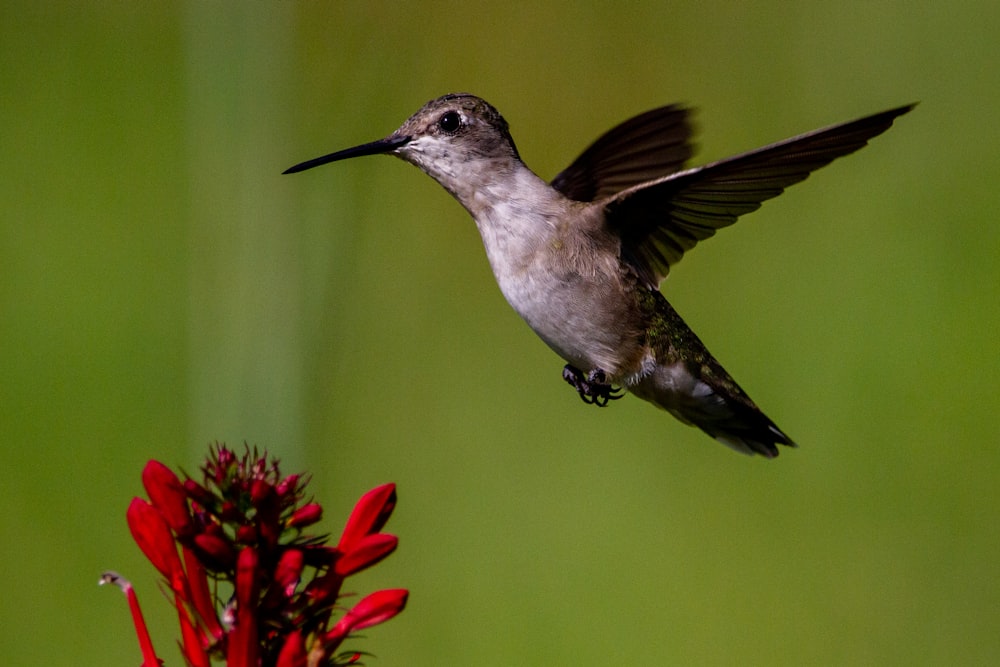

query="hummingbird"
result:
[284,94,912,457]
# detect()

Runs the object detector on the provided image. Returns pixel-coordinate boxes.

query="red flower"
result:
[288,502,323,529]
[325,589,410,652]
[105,444,407,666]
[338,484,397,550]
[126,497,182,582]
[336,533,400,577]
[99,572,160,667]
[141,460,193,536]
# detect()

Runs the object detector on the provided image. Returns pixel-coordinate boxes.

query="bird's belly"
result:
[493,266,631,376]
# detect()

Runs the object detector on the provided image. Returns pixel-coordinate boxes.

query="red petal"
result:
[193,532,237,571]
[274,548,305,596]
[178,609,210,667]
[141,460,192,535]
[182,547,224,641]
[235,524,258,544]
[235,547,260,607]
[275,629,306,667]
[325,588,408,647]
[126,501,207,663]
[227,547,260,667]
[335,533,398,577]
[275,474,300,498]
[304,570,343,608]
[99,572,162,667]
[127,498,183,581]
[261,548,305,612]
[287,502,323,529]
[338,484,396,550]
[250,478,274,504]
[183,479,216,509]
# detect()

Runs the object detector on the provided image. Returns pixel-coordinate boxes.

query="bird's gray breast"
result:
[473,198,634,376]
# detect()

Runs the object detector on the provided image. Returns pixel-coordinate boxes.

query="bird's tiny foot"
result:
[561,365,625,407]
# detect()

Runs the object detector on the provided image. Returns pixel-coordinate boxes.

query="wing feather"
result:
[551,105,695,202]
[602,104,915,287]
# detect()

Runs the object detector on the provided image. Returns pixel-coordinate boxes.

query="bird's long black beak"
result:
[282,135,411,174]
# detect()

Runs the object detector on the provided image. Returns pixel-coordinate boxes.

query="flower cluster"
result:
[103,444,407,666]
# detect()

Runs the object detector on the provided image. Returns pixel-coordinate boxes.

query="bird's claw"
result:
[561,365,625,407]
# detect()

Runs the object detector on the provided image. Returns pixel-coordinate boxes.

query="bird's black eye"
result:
[438,111,461,133]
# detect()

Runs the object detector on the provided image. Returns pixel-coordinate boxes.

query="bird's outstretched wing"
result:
[602,104,915,288]
[551,105,695,202]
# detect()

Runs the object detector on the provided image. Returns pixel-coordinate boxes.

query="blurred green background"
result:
[3,2,998,665]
